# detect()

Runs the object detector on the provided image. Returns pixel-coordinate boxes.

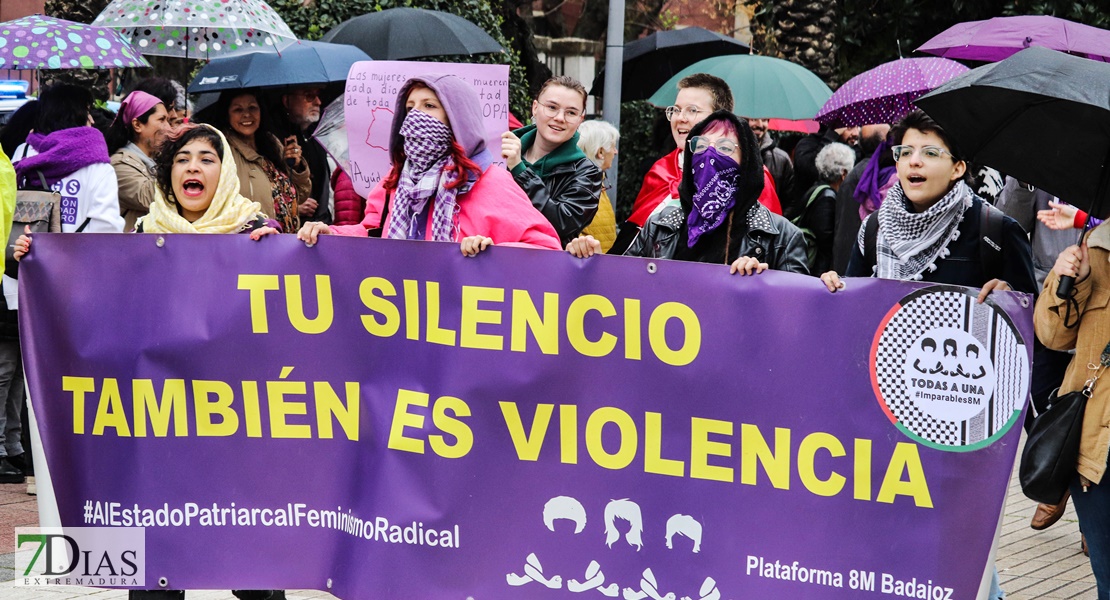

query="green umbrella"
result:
[648,55,832,120]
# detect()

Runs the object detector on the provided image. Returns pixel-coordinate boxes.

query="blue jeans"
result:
[988,567,1004,599]
[1071,461,1110,599]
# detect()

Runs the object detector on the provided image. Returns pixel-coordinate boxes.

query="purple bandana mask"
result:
[687,147,739,247]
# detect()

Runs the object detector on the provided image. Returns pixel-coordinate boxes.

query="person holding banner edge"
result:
[14,124,283,599]
[297,73,560,252]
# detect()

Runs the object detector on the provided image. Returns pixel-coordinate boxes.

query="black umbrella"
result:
[320,7,504,60]
[589,27,750,100]
[916,46,1110,296]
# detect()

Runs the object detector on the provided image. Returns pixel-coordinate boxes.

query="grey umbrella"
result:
[320,7,504,60]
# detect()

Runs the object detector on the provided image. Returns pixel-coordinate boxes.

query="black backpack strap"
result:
[979,201,1006,280]
[864,212,880,271]
[794,184,830,226]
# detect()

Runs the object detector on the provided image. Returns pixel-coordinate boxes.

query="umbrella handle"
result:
[1056,276,1075,299]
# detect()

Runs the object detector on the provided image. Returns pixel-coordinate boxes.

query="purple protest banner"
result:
[19,233,1031,598]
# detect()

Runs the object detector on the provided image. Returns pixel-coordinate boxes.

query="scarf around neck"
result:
[388,109,470,242]
[686,147,739,247]
[870,180,973,281]
[15,128,110,187]
[139,126,264,234]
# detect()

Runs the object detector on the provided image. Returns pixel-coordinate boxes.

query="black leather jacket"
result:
[625,201,811,275]
[512,157,602,247]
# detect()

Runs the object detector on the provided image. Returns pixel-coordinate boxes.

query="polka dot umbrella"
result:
[815,57,969,128]
[92,0,297,59]
[0,14,151,70]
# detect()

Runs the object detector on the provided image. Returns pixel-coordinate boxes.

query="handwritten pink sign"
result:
[344,61,510,197]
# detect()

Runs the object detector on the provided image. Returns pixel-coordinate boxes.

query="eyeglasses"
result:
[891,145,954,163]
[665,105,704,121]
[688,136,738,156]
[537,102,583,122]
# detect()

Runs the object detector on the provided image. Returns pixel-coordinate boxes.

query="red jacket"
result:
[628,149,781,226]
[330,166,561,250]
[331,169,366,226]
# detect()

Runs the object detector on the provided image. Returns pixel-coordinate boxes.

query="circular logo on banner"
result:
[870,286,1029,451]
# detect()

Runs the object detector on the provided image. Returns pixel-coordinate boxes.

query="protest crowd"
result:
[1,5,1109,600]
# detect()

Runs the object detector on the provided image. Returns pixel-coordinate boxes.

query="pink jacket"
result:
[330,166,561,250]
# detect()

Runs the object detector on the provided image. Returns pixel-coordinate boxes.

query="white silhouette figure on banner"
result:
[506,552,563,589]
[664,514,702,553]
[622,568,676,600]
[545,495,588,534]
[506,498,723,598]
[604,499,644,551]
[679,577,721,600]
[567,559,620,596]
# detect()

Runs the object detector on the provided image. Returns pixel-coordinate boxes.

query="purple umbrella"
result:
[0,14,150,70]
[917,15,1110,63]
[815,57,968,128]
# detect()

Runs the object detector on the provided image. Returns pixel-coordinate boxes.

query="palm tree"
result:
[755,0,838,86]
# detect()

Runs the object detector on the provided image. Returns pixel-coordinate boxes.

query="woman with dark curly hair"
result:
[15,124,278,260]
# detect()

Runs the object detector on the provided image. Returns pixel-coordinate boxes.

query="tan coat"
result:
[111,147,155,232]
[1035,223,1110,484]
[225,132,310,219]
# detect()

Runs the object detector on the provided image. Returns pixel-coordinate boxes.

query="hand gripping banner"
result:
[19,233,1032,598]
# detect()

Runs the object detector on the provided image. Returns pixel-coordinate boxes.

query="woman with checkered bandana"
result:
[298,74,560,253]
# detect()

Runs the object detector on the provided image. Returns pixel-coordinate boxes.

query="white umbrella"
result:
[92,0,297,59]
[312,95,348,175]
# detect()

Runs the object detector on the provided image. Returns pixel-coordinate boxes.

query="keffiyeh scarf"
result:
[865,180,972,281]
[387,109,472,242]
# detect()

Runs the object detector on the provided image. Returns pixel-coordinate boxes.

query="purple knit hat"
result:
[389,73,493,170]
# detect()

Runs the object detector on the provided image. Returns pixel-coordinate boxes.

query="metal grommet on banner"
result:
[1020,296,1030,308]
[156,236,165,248]
[327,579,333,589]
[158,577,169,588]
[647,262,657,274]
